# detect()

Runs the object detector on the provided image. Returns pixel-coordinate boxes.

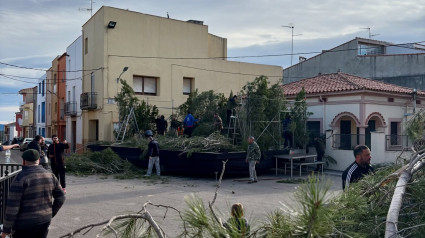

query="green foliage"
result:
[257,210,295,237]
[177,89,228,137]
[66,148,144,179]
[294,174,334,237]
[115,79,158,140]
[179,194,227,238]
[290,88,312,149]
[240,75,286,151]
[406,109,425,141]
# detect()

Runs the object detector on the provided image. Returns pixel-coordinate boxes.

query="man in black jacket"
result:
[145,136,160,176]
[47,135,69,193]
[27,135,42,156]
[342,145,374,190]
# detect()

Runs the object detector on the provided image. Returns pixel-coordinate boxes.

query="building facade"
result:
[283,38,425,89]
[282,72,425,170]
[48,54,67,140]
[36,74,47,137]
[80,6,283,144]
[66,36,83,152]
[18,87,37,138]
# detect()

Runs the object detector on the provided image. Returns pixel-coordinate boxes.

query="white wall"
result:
[325,130,412,171]
[36,74,46,136]
[66,36,83,147]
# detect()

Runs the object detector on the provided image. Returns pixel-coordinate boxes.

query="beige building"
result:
[19,87,36,138]
[81,6,283,145]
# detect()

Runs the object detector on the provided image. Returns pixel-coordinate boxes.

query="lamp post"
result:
[282,24,302,66]
[117,67,129,83]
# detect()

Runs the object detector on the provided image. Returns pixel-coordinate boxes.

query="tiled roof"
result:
[282,72,425,96]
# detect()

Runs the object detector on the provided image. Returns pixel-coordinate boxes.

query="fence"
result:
[385,135,412,151]
[332,134,366,150]
[1,164,22,225]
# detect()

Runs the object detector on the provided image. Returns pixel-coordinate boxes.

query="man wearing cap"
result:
[246,136,261,183]
[145,136,160,176]
[1,149,65,238]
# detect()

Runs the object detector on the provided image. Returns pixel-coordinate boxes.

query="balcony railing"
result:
[80,92,97,110]
[65,101,77,116]
[332,134,366,150]
[385,135,412,151]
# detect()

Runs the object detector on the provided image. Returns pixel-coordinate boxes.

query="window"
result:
[358,43,384,55]
[55,102,57,112]
[416,100,421,104]
[183,77,193,95]
[42,80,45,97]
[85,37,88,54]
[388,98,394,102]
[91,72,95,92]
[41,102,45,122]
[133,76,157,95]
[38,105,41,123]
[39,83,41,94]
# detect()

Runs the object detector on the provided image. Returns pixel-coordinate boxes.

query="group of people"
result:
[1,135,69,238]
[157,111,224,138]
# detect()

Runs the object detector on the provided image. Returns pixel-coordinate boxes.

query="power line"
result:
[0,62,104,73]
[1,40,423,72]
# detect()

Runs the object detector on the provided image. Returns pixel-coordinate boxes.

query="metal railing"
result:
[332,134,366,150]
[385,135,412,151]
[1,164,22,225]
[80,92,97,110]
[65,101,77,116]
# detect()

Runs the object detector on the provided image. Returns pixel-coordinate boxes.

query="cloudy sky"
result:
[0,0,424,124]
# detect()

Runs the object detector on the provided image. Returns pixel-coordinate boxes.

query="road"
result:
[1,149,343,237]
[0,147,23,164]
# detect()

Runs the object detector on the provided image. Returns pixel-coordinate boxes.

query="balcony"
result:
[80,92,97,110]
[65,101,77,116]
[385,135,412,151]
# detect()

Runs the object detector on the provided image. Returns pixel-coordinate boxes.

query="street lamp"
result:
[282,24,302,66]
[117,67,129,83]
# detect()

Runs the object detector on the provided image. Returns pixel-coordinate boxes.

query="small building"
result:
[283,38,425,90]
[18,87,37,138]
[282,72,425,171]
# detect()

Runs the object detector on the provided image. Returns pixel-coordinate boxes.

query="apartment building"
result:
[36,74,47,137]
[80,6,283,145]
[66,36,83,152]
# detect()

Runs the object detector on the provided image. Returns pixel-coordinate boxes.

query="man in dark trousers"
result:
[47,135,69,193]
[342,145,374,190]
[145,136,160,176]
[1,149,65,238]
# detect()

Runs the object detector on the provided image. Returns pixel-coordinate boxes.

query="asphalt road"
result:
[1,149,343,238]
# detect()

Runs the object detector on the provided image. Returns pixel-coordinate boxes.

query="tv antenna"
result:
[360,27,380,39]
[79,0,95,16]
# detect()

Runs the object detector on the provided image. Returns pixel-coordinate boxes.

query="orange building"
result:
[47,53,67,140]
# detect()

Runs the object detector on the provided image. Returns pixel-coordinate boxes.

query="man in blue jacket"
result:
[183,111,198,138]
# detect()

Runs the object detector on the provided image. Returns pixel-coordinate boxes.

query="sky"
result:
[0,0,424,124]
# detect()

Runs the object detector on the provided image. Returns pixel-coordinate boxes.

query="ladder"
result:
[227,115,241,144]
[115,107,140,143]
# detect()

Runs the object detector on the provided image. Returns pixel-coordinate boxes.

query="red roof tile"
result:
[282,72,425,96]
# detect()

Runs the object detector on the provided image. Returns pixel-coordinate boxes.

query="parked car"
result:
[44,138,53,147]
[1,140,11,146]
[12,137,24,149]
[19,138,33,151]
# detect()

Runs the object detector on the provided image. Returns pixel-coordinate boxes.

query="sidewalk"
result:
[49,172,343,237]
